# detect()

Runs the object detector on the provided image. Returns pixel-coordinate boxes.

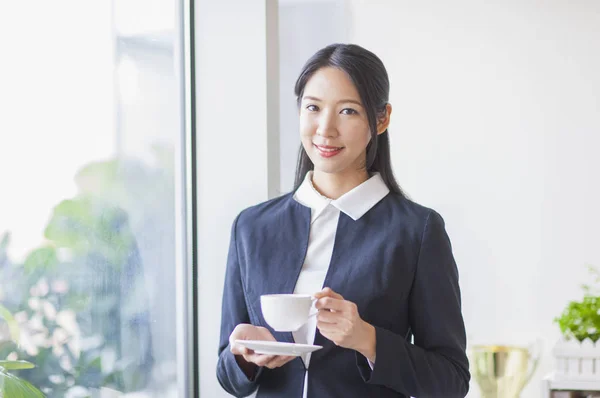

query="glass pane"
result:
[0,1,182,397]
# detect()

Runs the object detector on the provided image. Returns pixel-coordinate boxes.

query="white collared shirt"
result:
[292,171,389,398]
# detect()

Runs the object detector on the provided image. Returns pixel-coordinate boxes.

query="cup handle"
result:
[308,297,319,318]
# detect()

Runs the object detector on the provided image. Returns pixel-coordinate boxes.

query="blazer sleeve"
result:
[216,214,264,397]
[355,210,470,397]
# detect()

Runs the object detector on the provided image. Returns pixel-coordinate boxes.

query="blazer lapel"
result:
[312,212,361,350]
[265,200,311,343]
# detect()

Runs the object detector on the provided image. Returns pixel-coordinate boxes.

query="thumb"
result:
[314,287,344,300]
[230,341,249,355]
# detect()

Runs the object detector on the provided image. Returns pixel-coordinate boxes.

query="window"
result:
[0,1,195,397]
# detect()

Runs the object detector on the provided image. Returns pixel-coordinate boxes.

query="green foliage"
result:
[0,307,45,398]
[0,361,35,370]
[43,197,136,269]
[0,232,9,260]
[0,304,19,344]
[0,363,45,398]
[554,265,600,342]
[0,148,174,397]
[23,248,59,275]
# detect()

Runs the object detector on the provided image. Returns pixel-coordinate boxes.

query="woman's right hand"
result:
[229,323,296,370]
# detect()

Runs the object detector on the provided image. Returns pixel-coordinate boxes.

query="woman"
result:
[216,43,470,398]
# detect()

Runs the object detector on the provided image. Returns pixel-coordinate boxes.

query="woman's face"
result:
[299,67,372,178]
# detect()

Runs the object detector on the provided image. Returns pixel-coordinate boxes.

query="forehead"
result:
[303,67,360,101]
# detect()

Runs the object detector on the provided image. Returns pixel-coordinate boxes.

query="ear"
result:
[376,103,392,135]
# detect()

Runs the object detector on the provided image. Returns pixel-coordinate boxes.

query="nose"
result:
[315,111,338,138]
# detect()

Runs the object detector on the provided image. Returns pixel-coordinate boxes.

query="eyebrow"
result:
[302,95,363,107]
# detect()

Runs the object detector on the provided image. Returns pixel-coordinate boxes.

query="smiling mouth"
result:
[313,144,344,158]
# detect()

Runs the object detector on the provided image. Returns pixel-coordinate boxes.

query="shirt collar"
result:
[293,171,390,222]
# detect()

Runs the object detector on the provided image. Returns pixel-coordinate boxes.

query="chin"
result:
[311,162,346,175]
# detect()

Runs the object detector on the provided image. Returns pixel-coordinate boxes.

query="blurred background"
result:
[1,0,599,397]
[0,0,181,396]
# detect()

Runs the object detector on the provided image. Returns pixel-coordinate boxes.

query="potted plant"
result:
[554,265,600,343]
[551,265,600,381]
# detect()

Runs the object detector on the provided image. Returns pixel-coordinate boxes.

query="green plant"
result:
[0,304,45,397]
[0,196,150,396]
[0,148,174,396]
[0,360,45,398]
[554,265,600,342]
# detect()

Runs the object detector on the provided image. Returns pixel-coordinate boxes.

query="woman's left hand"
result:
[313,287,377,363]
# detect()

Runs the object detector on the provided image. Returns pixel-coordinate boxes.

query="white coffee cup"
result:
[260,294,318,332]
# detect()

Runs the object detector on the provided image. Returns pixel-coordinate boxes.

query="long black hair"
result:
[293,43,405,197]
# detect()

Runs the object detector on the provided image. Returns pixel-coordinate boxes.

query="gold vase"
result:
[470,344,539,398]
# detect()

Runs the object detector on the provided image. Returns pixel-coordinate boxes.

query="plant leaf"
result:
[0,303,19,344]
[0,360,35,370]
[0,367,45,397]
[23,246,58,275]
[0,231,9,251]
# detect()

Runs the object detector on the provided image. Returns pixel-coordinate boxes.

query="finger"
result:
[230,343,250,356]
[317,329,342,345]
[317,315,353,334]
[256,327,277,342]
[316,320,340,334]
[313,287,344,300]
[315,296,346,311]
[323,287,344,299]
[265,355,295,369]
[317,309,342,324]
[280,355,296,365]
[275,356,296,367]
[247,353,276,367]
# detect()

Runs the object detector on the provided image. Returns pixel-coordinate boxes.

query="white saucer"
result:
[235,340,322,356]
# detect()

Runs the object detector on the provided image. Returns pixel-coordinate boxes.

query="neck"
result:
[311,169,370,199]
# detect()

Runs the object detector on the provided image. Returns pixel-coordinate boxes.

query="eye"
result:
[340,108,358,115]
[306,104,319,112]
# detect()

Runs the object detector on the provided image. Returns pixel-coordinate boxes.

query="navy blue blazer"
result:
[217,191,470,397]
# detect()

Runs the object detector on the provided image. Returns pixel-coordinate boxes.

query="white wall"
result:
[347,1,600,396]
[198,1,600,396]
[194,1,278,396]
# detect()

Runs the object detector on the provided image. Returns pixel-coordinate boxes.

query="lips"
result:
[314,144,344,158]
